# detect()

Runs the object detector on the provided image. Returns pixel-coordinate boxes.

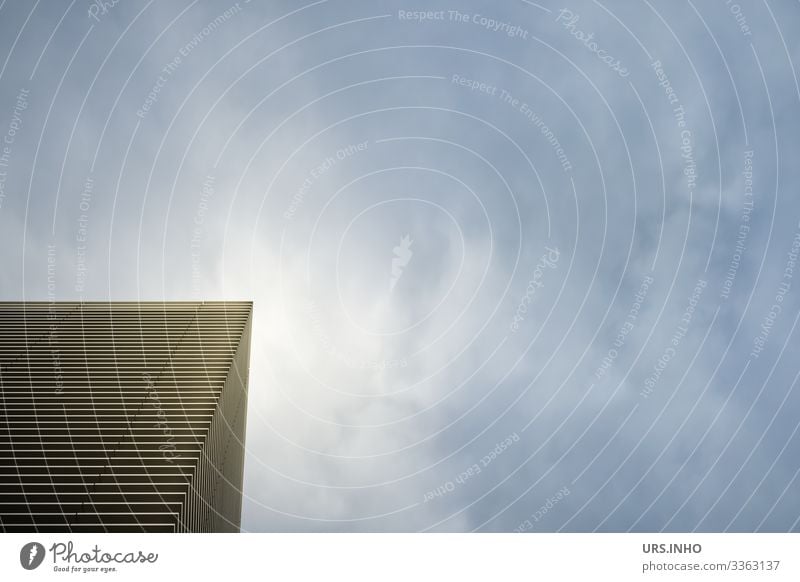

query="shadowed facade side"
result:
[0,301,252,532]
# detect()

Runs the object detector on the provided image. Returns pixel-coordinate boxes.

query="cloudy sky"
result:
[1,0,799,532]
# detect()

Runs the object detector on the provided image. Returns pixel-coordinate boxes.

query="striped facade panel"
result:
[0,301,252,533]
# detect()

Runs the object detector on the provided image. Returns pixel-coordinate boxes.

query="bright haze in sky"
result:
[0,0,799,532]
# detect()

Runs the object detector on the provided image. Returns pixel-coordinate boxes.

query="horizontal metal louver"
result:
[0,301,252,533]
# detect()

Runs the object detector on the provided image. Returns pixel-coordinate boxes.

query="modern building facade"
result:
[0,301,252,532]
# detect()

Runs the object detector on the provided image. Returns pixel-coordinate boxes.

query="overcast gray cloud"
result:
[1,0,799,532]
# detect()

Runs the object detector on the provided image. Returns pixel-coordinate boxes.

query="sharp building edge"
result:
[0,301,252,533]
